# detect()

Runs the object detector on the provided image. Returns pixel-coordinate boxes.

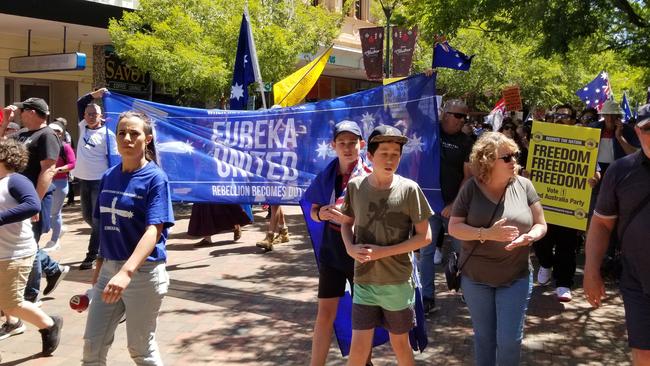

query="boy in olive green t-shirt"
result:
[341,125,433,366]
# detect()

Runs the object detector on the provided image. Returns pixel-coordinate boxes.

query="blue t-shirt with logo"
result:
[94,161,174,262]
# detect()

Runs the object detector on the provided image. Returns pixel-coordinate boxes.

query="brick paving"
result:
[0,204,630,365]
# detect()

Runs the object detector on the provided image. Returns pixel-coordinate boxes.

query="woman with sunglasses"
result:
[448,132,547,366]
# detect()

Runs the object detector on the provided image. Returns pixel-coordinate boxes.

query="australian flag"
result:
[230,11,260,110]
[621,92,632,123]
[575,71,612,111]
[432,41,473,71]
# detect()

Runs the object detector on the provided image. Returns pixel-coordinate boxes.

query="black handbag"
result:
[445,183,508,292]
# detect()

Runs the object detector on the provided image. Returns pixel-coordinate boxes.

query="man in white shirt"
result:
[71,88,118,270]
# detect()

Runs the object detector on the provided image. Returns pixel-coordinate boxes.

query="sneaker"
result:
[556,287,572,302]
[60,225,68,237]
[43,265,70,296]
[0,320,26,340]
[537,266,552,285]
[39,316,63,356]
[42,240,60,252]
[433,248,443,265]
[79,256,96,270]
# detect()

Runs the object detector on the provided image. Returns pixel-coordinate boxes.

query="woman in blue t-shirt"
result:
[82,111,174,365]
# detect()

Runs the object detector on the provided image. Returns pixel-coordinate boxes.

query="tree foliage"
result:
[403,0,650,68]
[108,0,342,104]
[409,28,648,112]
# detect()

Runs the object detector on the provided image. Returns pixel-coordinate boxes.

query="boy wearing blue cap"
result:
[304,120,371,365]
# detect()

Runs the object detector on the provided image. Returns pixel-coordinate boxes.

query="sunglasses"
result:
[639,125,650,134]
[446,112,467,120]
[554,113,571,119]
[498,152,519,163]
[502,125,514,131]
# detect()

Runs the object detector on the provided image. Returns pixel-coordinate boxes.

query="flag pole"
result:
[276,45,334,106]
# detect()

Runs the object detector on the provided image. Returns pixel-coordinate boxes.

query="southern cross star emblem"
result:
[231,83,244,100]
[100,197,134,225]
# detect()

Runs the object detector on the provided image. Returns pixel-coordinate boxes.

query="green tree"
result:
[403,0,650,68]
[409,28,648,112]
[108,0,342,104]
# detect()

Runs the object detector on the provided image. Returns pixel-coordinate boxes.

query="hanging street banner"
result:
[359,27,385,81]
[103,74,443,211]
[391,27,417,78]
[526,122,600,230]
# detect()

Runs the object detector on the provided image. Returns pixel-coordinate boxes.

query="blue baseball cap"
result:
[334,120,363,139]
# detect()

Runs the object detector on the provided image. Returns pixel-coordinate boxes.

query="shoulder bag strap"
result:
[458,181,509,272]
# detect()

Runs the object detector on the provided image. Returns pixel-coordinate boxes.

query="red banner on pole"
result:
[391,27,417,78]
[360,27,384,81]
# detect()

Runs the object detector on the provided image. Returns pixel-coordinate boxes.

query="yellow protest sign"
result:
[526,121,600,231]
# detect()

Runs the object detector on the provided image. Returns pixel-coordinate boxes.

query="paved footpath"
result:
[0,204,630,365]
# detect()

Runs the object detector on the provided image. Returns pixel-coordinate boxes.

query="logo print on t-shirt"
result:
[100,197,134,225]
[357,198,405,244]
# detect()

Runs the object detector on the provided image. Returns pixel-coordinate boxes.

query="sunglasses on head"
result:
[446,112,467,120]
[498,152,519,163]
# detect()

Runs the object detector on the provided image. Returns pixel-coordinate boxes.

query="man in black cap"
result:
[584,104,650,365]
[1,98,70,303]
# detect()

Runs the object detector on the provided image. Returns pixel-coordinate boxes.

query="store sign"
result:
[104,48,149,94]
[9,52,86,73]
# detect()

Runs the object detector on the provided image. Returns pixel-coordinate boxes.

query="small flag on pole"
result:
[575,71,612,112]
[432,37,473,71]
[621,92,632,123]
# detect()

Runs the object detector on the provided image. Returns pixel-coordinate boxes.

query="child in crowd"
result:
[0,139,63,355]
[304,121,371,365]
[341,125,432,365]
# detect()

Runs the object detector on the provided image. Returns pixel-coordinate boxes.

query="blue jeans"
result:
[462,273,532,366]
[24,249,60,301]
[25,189,59,301]
[80,179,101,258]
[50,178,69,242]
[83,260,169,365]
[419,215,460,300]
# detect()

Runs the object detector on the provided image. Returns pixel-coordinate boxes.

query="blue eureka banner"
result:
[103,74,442,211]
